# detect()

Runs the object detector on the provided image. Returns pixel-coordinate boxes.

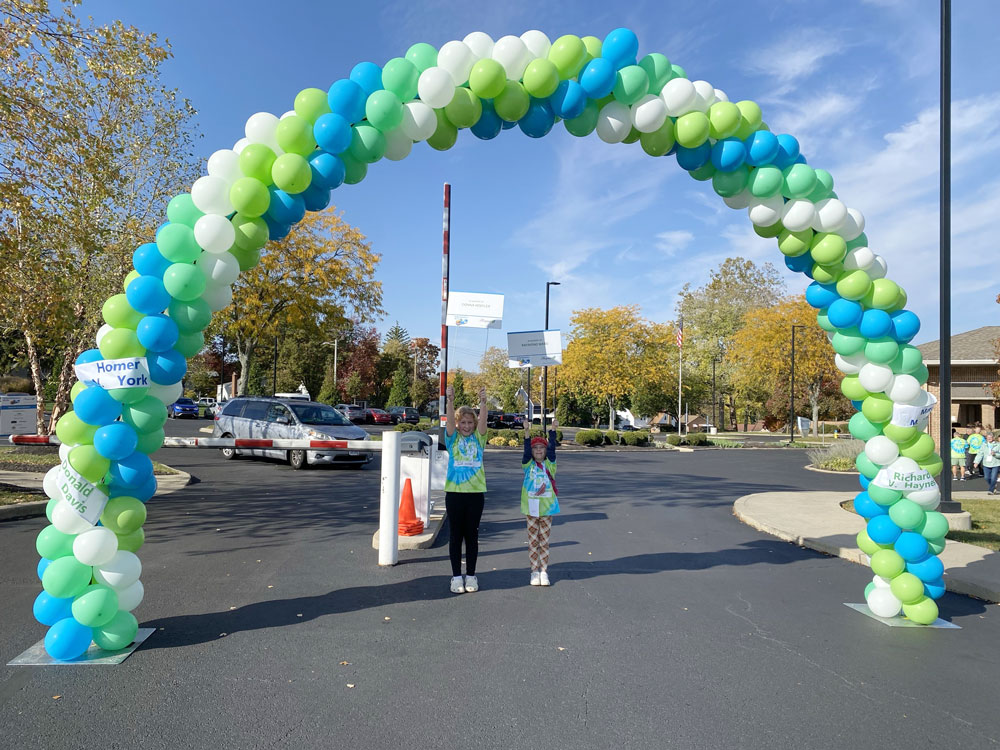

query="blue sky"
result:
[82,0,1000,370]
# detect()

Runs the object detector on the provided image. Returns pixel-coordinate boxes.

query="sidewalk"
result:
[734,491,1000,604]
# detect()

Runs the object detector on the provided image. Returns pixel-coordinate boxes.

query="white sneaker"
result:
[464,575,479,593]
[450,576,465,594]
[530,570,541,586]
[539,571,551,586]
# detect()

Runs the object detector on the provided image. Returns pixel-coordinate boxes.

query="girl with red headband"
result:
[521,415,560,586]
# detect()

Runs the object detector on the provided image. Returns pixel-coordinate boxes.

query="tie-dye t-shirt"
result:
[445,430,486,493]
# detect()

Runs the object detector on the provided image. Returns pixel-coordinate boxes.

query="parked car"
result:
[169,397,200,419]
[213,397,372,469]
[488,413,523,429]
[387,406,420,425]
[365,408,393,425]
[335,403,366,423]
[197,397,216,419]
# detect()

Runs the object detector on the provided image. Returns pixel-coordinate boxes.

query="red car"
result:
[365,408,393,425]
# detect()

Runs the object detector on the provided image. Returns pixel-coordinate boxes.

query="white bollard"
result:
[378,431,401,566]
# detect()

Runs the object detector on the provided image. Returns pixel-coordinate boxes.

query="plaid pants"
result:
[526,515,552,571]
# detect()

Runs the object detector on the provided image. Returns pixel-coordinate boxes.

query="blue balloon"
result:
[744,130,780,166]
[578,57,617,99]
[327,80,366,124]
[711,138,747,172]
[136,314,179,353]
[602,27,639,69]
[890,310,921,343]
[784,252,813,274]
[308,151,346,190]
[470,100,502,140]
[301,183,332,213]
[923,577,946,600]
[147,349,187,385]
[94,422,139,461]
[793,154,808,165]
[859,309,892,339]
[37,557,52,580]
[500,119,518,130]
[266,188,306,226]
[518,99,555,139]
[858,473,871,490]
[75,348,102,366]
[675,142,712,171]
[133,242,171,278]
[907,554,944,583]
[772,134,801,169]
[350,61,383,95]
[851,399,864,411]
[853,491,886,519]
[110,451,154,490]
[34,592,74,627]
[549,80,587,120]
[133,473,157,503]
[45,617,93,661]
[894,531,930,562]
[126,275,171,316]
[867,515,901,545]
[805,281,840,309]
[827,298,863,329]
[262,215,292,241]
[313,112,353,154]
[74,386,122,426]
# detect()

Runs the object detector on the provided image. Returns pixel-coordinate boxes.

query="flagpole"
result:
[677,316,683,437]
[439,183,450,443]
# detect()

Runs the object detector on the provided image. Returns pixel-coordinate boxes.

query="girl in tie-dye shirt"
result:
[522,415,560,587]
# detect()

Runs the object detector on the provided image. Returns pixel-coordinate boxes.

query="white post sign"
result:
[507,330,562,368]
[871,468,937,492]
[56,459,108,525]
[446,291,504,329]
[74,357,151,390]
[890,392,937,429]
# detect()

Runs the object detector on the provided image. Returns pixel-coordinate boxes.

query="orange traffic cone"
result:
[398,478,424,536]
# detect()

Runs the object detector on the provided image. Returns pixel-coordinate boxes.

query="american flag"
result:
[676,317,683,349]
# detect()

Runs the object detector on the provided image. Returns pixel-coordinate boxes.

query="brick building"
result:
[918,326,999,450]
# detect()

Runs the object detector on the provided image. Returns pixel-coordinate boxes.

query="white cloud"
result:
[655,230,695,256]
[745,32,846,93]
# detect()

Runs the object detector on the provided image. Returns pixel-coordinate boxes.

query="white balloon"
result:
[201,282,234,313]
[492,35,531,79]
[812,198,848,233]
[843,245,875,271]
[865,435,899,466]
[904,388,932,407]
[872,575,892,589]
[245,111,282,153]
[868,256,888,279]
[147,380,183,405]
[417,67,456,110]
[712,88,729,103]
[596,101,632,143]
[233,137,250,155]
[748,195,784,227]
[207,149,242,184]
[96,323,113,348]
[463,31,494,59]
[383,129,413,161]
[437,41,475,85]
[858,362,894,393]
[835,352,867,374]
[279,109,296,120]
[690,80,715,112]
[197,251,240,286]
[52,499,93,534]
[43,466,62,499]
[401,100,437,141]
[867,587,903,618]
[191,175,235,217]
[839,207,866,241]
[73,527,119,566]
[94,550,142,590]
[722,189,753,210]
[116,579,145,611]
[886,374,921,403]
[660,78,698,117]
[193,214,236,253]
[782,199,817,232]
[58,442,75,463]
[631,94,667,133]
[887,456,920,475]
[520,29,551,59]
[907,483,941,510]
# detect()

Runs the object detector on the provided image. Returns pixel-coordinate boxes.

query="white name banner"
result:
[446,292,504,329]
[507,330,562,368]
[75,357,150,390]
[56,459,108,525]
[871,468,937,492]
[890,392,937,429]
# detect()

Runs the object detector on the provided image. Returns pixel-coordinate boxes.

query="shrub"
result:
[684,432,708,447]
[709,438,744,448]
[507,438,520,447]
[808,440,863,471]
[488,436,507,446]
[605,429,619,445]
[0,376,33,394]
[394,422,419,432]
[665,434,682,446]
[575,429,604,447]
[621,431,639,446]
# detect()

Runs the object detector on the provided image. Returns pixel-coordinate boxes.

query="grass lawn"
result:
[949,498,1000,552]
[0,484,46,506]
[0,446,178,475]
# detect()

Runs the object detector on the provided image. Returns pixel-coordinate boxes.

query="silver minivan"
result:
[213,397,373,470]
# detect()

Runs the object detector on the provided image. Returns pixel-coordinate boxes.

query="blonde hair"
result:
[456,405,477,422]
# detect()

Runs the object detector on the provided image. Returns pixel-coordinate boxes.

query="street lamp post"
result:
[321,336,345,399]
[789,324,807,444]
[543,281,560,432]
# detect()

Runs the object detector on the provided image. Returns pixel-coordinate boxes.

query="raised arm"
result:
[445,384,455,436]
[477,386,488,435]
[547,414,558,461]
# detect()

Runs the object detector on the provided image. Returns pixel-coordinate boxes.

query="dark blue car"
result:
[169,397,200,419]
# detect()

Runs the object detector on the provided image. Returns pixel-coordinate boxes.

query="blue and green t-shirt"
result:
[951,437,967,458]
[968,433,986,454]
[444,430,486,493]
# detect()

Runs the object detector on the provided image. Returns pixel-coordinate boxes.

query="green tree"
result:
[386,364,410,408]
[479,346,520,412]
[451,369,474,407]
[317,358,339,404]
[344,372,363,402]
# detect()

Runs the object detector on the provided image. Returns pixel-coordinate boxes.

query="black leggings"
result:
[445,492,485,576]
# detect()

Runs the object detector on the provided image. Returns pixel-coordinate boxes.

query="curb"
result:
[372,508,446,551]
[803,464,860,475]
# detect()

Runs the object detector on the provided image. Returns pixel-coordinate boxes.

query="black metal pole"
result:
[543,285,550,432]
[272,335,278,397]
[940,0,953,506]
[789,325,796,444]
[712,359,717,429]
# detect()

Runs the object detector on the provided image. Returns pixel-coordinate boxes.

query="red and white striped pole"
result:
[439,183,450,441]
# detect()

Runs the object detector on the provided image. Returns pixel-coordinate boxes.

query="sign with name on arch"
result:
[507,330,562,368]
[74,357,151,390]
[446,291,504,329]
[56,459,108,525]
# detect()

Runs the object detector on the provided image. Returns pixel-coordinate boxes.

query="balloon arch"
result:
[31,27,947,659]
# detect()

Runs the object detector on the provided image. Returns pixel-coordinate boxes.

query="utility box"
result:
[0,393,38,438]
[399,432,434,524]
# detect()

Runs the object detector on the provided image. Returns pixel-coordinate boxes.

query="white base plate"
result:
[7,628,155,666]
[844,603,961,629]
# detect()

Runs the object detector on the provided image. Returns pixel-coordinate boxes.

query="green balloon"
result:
[734,100,763,140]
[890,344,922,374]
[168,298,211,333]
[36,525,75,559]
[831,328,866,356]
[405,42,437,73]
[638,53,672,94]
[426,109,457,151]
[927,537,946,555]
[72,584,119,628]
[889,287,908,313]
[42,556,93,599]
[582,35,603,59]
[45,496,58,523]
[108,386,149,405]
[889,572,925,605]
[868,278,900,310]
[163,263,206,302]
[688,162,716,181]
[522,58,559,98]
[810,233,847,265]
[99,328,145,360]
[468,59,506,100]
[275,115,316,156]
[56,411,97,446]
[888,498,925,530]
[903,597,938,625]
[868,484,902,505]
[293,87,330,125]
[444,87,482,129]
[811,263,840,285]
[864,336,900,365]
[101,496,146,535]
[840,375,870,401]
[230,244,261,272]
[271,153,312,193]
[123,270,139,292]
[622,127,641,145]
[777,227,813,256]
[157,223,200,264]
[861,393,893,424]
[918,511,949,540]
[708,101,741,140]
[864,582,876,599]
[835,269,872,301]
[807,168,835,202]
[671,63,687,79]
[238,143,277,184]
[857,529,881,556]
[855,453,880,479]
[612,65,649,105]
[365,90,404,133]
[918,454,943,477]
[342,153,368,183]
[639,120,675,156]
[781,163,817,199]
[870,549,905,579]
[755,221,785,239]
[381,58,419,101]
[900,432,935,461]
[68,444,110,483]
[348,124,386,164]
[123,395,168,432]
[231,213,268,251]
[494,81,530,122]
[882,423,918,444]
[92,610,138,651]
[815,310,836,332]
[116,526,145,553]
[229,178,270,218]
[564,101,599,137]
[712,166,749,197]
[134,426,164,455]
[912,363,929,385]
[675,111,710,148]
[166,193,203,229]
[848,412,883,441]
[175,330,204,358]
[748,165,783,199]
[548,34,588,79]
[70,381,86,401]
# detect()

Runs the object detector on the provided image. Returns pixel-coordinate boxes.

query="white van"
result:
[275,392,310,401]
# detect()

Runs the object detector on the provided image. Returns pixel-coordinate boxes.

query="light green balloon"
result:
[56,411,97,445]
[754,220,784,239]
[890,572,925,605]
[163,263,206,302]
[293,87,330,125]
[810,233,847,265]
[92,610,138,651]
[229,178,270,218]
[72,584,119,628]
[918,454,943,476]
[867,278,900,310]
[811,264,840,285]
[807,168,835,202]
[68,444,110,483]
[522,59,559,98]
[116,526,145,554]
[348,125,386,164]
[870,549,905,579]
[861,393,893,424]
[101,496,147,535]
[341,153,368,184]
[840,375,870,401]
[494,81,530,122]
[671,63,687,79]
[927,538,946,555]
[123,396,168,432]
[848,412,883,441]
[778,227,813,256]
[708,102,741,139]
[855,452,880,478]
[735,100,763,140]
[815,309,836,332]
[230,245,261,272]
[167,298,212,333]
[99,328,145,360]
[548,35,588,79]
[900,432,935,461]
[835,270,872,301]
[468,59,506,100]
[174,330,204,358]
[857,529,881,556]
[868,484,902,505]
[365,90,404,133]
[102,294,143,330]
[918,511,949,540]
[239,143,277,184]
[831,328,866,356]
[134,426,164,455]
[582,35,603,59]
[275,115,317,156]
[36,525,75,560]
[639,120,675,156]
[638,53,672,94]
[232,213,269,251]
[444,87,482,129]
[381,57,420,101]
[426,109,457,151]
[166,193,203,229]
[157,224,200,264]
[612,65,649,105]
[675,111,710,148]
[882,423,918,444]
[748,165,783,199]
[564,101,599,137]
[712,166,749,197]
[903,597,938,625]
[888,498,925,530]
[864,336,900,365]
[42,556,92,599]
[782,163,817,199]
[123,270,140,292]
[405,42,438,73]
[912,363,929,385]
[271,153,313,193]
